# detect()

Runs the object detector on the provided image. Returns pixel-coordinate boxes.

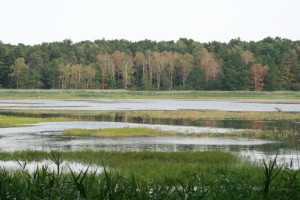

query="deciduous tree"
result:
[250,64,268,91]
[178,53,193,87]
[199,48,222,87]
[10,57,29,89]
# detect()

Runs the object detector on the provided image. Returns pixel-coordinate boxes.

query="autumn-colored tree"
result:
[121,53,134,89]
[82,65,96,89]
[250,64,268,91]
[145,50,153,89]
[112,50,123,82]
[164,52,179,90]
[96,53,114,89]
[199,48,222,86]
[152,51,166,91]
[69,64,83,89]
[178,53,194,87]
[112,51,134,89]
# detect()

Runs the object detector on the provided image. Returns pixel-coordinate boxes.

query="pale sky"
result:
[0,0,299,45]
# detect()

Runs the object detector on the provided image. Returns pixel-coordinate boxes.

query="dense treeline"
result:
[0,37,299,91]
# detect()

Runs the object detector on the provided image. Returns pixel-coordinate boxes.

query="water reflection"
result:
[1,111,300,131]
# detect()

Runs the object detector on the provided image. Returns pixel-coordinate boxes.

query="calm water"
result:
[1,99,300,111]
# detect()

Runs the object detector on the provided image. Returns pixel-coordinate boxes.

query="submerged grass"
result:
[0,115,70,127]
[0,150,299,199]
[63,127,176,137]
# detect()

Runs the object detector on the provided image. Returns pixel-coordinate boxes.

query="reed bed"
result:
[0,150,299,199]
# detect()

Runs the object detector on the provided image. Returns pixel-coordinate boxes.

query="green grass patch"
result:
[0,150,248,181]
[0,150,299,199]
[63,127,177,137]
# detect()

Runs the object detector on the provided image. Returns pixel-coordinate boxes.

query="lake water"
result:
[1,98,300,111]
[0,98,300,168]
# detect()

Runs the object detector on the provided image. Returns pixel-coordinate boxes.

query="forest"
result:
[0,37,299,91]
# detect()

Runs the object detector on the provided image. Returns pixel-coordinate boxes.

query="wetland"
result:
[1,91,300,199]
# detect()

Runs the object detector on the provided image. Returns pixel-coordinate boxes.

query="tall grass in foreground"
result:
[0,151,300,199]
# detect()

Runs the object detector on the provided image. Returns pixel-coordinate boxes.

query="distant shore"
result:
[0,89,300,99]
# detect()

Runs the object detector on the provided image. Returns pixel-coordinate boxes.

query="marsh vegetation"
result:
[0,150,299,199]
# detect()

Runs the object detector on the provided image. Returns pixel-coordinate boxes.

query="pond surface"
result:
[0,98,300,168]
[1,99,300,111]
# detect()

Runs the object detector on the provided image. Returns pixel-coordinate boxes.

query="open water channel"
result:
[0,98,300,168]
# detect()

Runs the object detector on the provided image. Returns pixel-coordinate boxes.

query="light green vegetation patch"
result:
[0,115,70,127]
[63,127,176,137]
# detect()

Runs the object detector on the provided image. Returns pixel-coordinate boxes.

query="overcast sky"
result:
[0,0,299,45]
